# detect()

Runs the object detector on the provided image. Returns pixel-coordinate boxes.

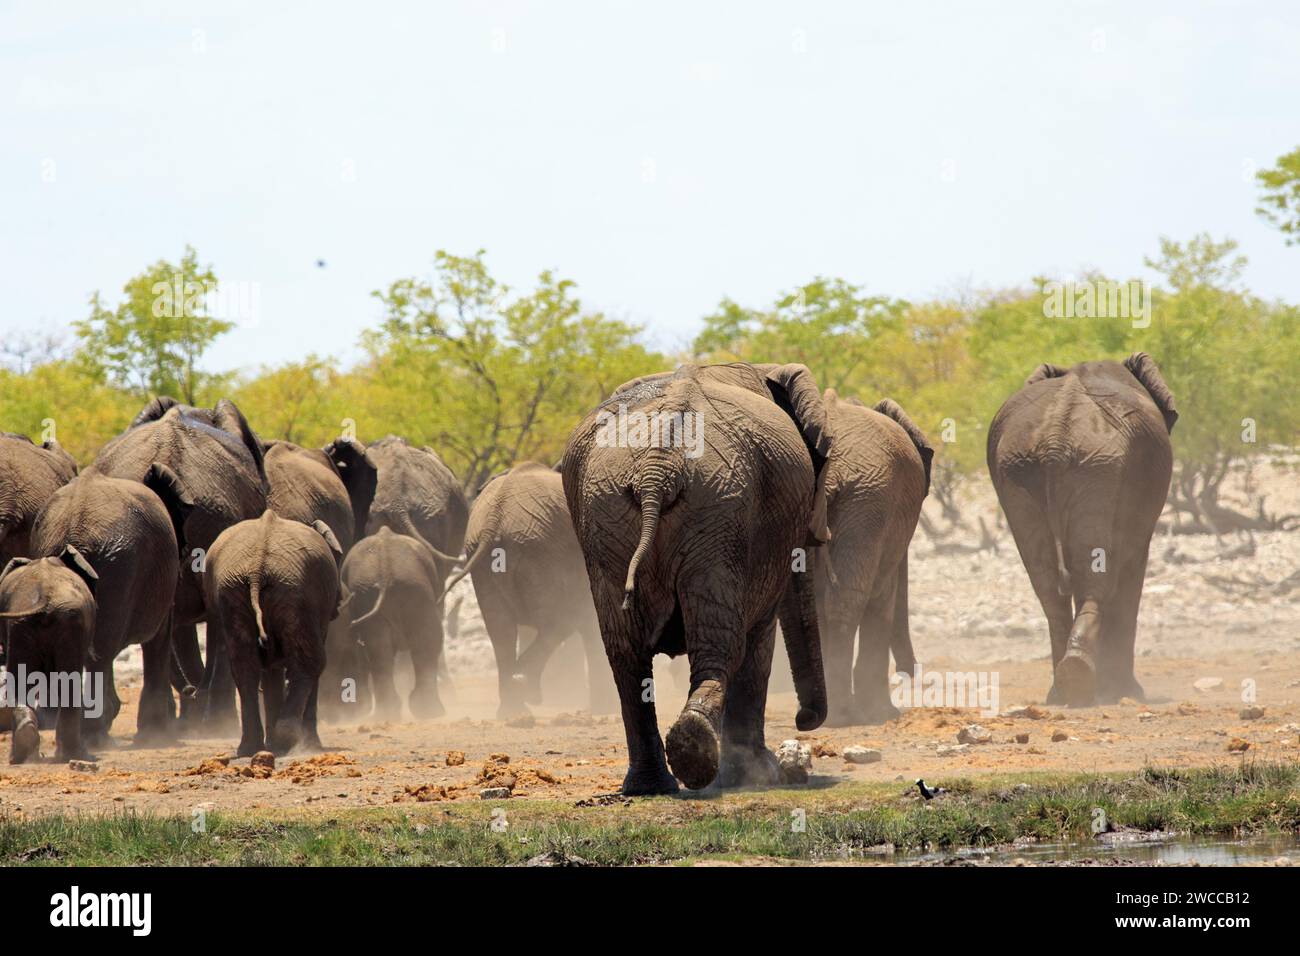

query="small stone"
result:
[957,724,992,745]
[445,750,466,766]
[1227,738,1251,753]
[936,744,969,756]
[775,739,813,783]
[1193,677,1223,693]
[1137,711,1157,721]
[1239,706,1265,721]
[1005,705,1048,720]
[68,760,99,773]
[480,787,511,799]
[843,746,882,764]
[1014,733,1030,744]
[1051,730,1069,742]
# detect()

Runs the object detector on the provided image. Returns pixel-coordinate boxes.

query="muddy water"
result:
[896,832,1300,866]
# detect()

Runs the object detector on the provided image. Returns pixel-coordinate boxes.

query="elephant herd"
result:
[0,352,1178,795]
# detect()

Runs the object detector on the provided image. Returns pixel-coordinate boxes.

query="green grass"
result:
[3,763,1298,866]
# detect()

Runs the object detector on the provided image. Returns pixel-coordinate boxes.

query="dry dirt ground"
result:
[1,458,1297,818]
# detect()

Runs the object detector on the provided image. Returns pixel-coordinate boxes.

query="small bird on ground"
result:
[916,778,947,801]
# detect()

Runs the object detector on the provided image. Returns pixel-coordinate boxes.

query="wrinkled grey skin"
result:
[562,362,831,795]
[442,462,616,718]
[816,392,931,726]
[365,437,468,566]
[0,547,98,762]
[90,397,268,740]
[987,353,1178,706]
[264,438,377,555]
[0,433,78,567]
[339,526,447,722]
[30,468,189,744]
[203,511,342,756]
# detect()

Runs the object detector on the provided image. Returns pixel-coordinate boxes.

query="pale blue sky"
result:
[3,0,1298,374]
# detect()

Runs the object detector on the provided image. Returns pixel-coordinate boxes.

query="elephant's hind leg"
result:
[1095,555,1147,702]
[479,595,527,719]
[408,612,446,720]
[718,617,779,788]
[610,644,678,795]
[135,623,179,746]
[853,580,901,725]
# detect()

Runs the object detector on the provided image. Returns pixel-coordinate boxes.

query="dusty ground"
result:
[1,456,1296,818]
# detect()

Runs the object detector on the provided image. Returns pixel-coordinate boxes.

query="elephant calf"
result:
[0,547,99,762]
[817,392,932,726]
[203,510,342,755]
[988,353,1178,706]
[340,526,447,721]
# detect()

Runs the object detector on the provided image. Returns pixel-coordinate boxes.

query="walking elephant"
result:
[563,362,831,794]
[365,437,468,566]
[89,396,268,740]
[0,546,99,762]
[442,462,615,717]
[203,510,342,755]
[339,526,448,721]
[30,467,192,743]
[987,353,1178,706]
[816,392,931,726]
[264,438,377,555]
[0,432,78,567]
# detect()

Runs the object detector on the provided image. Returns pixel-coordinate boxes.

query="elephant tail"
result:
[169,638,199,698]
[438,541,490,604]
[622,488,663,611]
[392,511,464,564]
[249,577,269,650]
[778,566,828,731]
[350,585,386,627]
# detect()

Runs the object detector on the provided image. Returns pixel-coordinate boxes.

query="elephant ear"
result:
[312,519,344,559]
[39,439,79,477]
[212,399,268,483]
[1124,352,1179,433]
[58,544,98,596]
[324,438,378,538]
[874,399,934,496]
[131,395,183,428]
[0,556,32,584]
[144,462,195,558]
[1025,363,1070,386]
[760,364,834,464]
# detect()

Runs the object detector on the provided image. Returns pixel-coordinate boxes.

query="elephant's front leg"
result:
[202,619,240,734]
[852,587,902,725]
[407,612,446,719]
[81,657,119,747]
[580,623,619,715]
[513,627,567,707]
[719,618,779,788]
[818,585,864,727]
[136,627,178,746]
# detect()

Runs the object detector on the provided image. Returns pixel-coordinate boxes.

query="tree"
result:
[74,245,232,404]
[1255,147,1300,245]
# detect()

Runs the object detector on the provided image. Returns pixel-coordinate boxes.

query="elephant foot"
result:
[620,764,680,796]
[511,672,543,707]
[57,745,97,763]
[718,746,779,788]
[1097,672,1145,704]
[853,696,901,726]
[665,710,720,791]
[132,723,181,748]
[1053,650,1097,707]
[408,690,445,720]
[820,705,862,729]
[495,700,531,721]
[9,707,40,764]
[269,719,302,755]
[236,737,267,758]
[301,731,324,753]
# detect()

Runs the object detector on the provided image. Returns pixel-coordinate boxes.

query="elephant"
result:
[264,438,377,555]
[816,392,932,726]
[340,526,447,722]
[364,436,468,566]
[441,462,616,718]
[29,467,192,743]
[562,361,831,795]
[203,510,342,755]
[263,438,377,722]
[0,546,99,762]
[0,432,78,567]
[987,352,1178,706]
[89,396,268,739]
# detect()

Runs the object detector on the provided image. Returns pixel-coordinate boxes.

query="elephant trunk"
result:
[778,568,828,731]
[622,488,663,610]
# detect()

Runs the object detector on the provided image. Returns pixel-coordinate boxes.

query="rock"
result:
[1227,738,1251,753]
[480,787,511,799]
[1014,733,1030,744]
[775,739,813,783]
[1137,711,1157,721]
[957,724,993,745]
[68,760,98,773]
[1193,677,1223,693]
[525,850,594,867]
[1239,706,1265,721]
[1004,705,1048,720]
[810,741,838,758]
[445,750,466,767]
[1051,730,1069,742]
[843,746,882,764]
[936,744,969,756]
